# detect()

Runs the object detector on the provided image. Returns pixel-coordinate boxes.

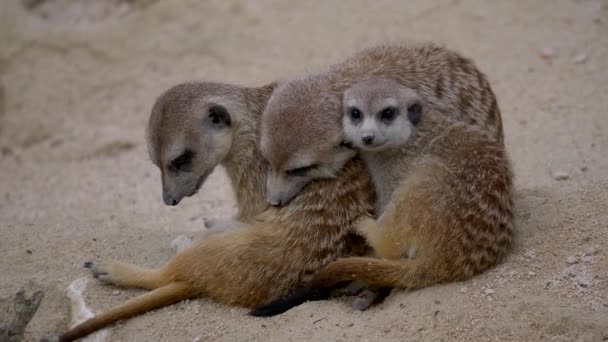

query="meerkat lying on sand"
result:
[48,82,374,341]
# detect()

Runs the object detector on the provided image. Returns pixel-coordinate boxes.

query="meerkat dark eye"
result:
[380,107,397,122]
[349,107,362,121]
[407,102,422,125]
[170,149,194,172]
[286,164,318,177]
[208,105,231,127]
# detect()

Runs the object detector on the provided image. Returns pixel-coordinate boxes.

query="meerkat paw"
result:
[352,287,392,311]
[83,261,121,286]
[170,234,193,253]
[352,289,377,311]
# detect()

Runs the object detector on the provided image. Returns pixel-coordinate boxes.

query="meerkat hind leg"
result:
[84,261,169,290]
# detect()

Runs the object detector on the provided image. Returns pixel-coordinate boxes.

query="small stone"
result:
[112,290,120,295]
[192,337,202,342]
[509,271,518,277]
[527,271,537,277]
[582,256,593,263]
[553,171,570,181]
[26,249,32,254]
[539,48,556,60]
[572,53,588,64]
[577,278,591,288]
[460,287,469,293]
[523,250,536,259]
[484,288,495,296]
[580,166,588,172]
[566,256,578,265]
[585,246,599,256]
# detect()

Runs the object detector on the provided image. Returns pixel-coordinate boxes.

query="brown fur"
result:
[310,82,513,291]
[256,44,512,312]
[260,43,504,206]
[55,82,374,341]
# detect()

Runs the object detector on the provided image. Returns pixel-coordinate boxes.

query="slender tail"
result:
[58,281,193,342]
[310,257,435,289]
[251,257,437,317]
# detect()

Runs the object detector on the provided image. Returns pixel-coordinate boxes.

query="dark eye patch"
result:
[208,105,231,127]
[349,107,362,122]
[170,149,194,172]
[286,164,318,177]
[407,102,422,125]
[380,106,398,122]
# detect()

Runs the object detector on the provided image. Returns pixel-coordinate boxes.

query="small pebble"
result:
[460,287,468,293]
[585,246,599,256]
[553,171,570,181]
[566,256,579,265]
[192,337,202,342]
[484,288,495,296]
[582,256,593,263]
[539,47,556,60]
[112,290,120,295]
[577,278,591,288]
[528,271,537,277]
[572,53,588,64]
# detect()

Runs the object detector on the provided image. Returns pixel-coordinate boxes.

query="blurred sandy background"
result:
[1,0,607,341]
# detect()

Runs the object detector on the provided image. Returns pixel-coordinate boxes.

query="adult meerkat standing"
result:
[260,42,503,207]
[252,79,513,316]
[50,82,375,341]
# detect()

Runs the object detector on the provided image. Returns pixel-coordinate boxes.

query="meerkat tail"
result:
[58,281,193,342]
[310,257,436,289]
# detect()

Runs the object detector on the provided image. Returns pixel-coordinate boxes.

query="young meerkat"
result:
[252,79,513,316]
[49,82,375,342]
[260,42,503,208]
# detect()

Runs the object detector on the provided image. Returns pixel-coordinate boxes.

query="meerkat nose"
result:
[163,193,178,206]
[269,199,282,207]
[362,135,375,145]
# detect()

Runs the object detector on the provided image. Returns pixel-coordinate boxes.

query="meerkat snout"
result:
[163,193,178,206]
[362,134,375,146]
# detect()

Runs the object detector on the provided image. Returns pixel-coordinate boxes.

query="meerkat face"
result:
[342,79,423,152]
[147,83,242,206]
[260,78,356,207]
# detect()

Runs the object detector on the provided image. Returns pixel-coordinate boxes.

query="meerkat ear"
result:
[407,102,422,125]
[208,105,232,128]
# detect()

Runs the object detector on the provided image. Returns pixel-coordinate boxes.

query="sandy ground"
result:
[1,0,607,341]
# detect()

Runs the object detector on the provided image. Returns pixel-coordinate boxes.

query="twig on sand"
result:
[0,286,44,342]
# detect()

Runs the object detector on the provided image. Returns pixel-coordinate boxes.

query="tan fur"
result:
[260,42,504,206]
[311,82,513,294]
[55,82,374,341]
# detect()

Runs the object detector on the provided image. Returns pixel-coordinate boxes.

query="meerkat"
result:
[251,79,513,316]
[49,82,375,342]
[260,42,503,208]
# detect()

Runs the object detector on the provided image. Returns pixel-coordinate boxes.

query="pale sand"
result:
[0,1,607,341]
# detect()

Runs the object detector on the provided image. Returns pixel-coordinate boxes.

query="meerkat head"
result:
[147,82,245,206]
[260,77,356,207]
[343,78,423,151]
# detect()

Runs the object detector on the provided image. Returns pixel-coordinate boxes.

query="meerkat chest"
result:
[360,152,407,215]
